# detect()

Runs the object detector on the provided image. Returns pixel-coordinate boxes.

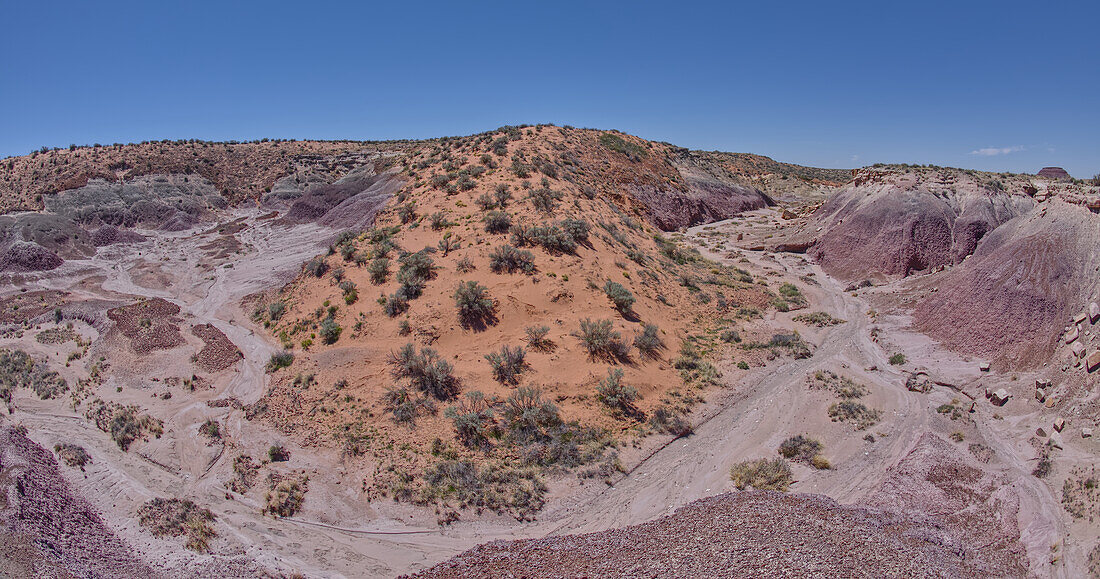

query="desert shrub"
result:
[720,329,741,343]
[777,435,823,464]
[367,257,390,284]
[421,459,546,519]
[227,454,259,493]
[267,301,286,321]
[437,233,460,256]
[54,443,91,469]
[560,218,590,244]
[777,283,806,306]
[396,251,436,299]
[528,224,576,253]
[793,312,844,327]
[455,257,475,273]
[453,281,495,327]
[475,193,496,210]
[633,324,663,358]
[397,203,417,224]
[445,390,499,448]
[488,244,535,274]
[828,401,882,430]
[382,386,437,424]
[84,400,164,451]
[745,333,812,359]
[493,184,512,207]
[319,317,342,344]
[429,211,453,230]
[811,455,832,469]
[483,211,512,234]
[730,458,793,491]
[264,475,308,517]
[199,419,221,440]
[595,368,639,413]
[575,318,628,361]
[888,353,907,365]
[304,257,328,278]
[525,325,552,350]
[809,371,867,399]
[599,133,648,160]
[137,498,217,552]
[528,187,560,214]
[1033,443,1054,478]
[268,444,290,462]
[383,293,409,317]
[509,224,534,246]
[602,280,635,313]
[267,351,294,371]
[648,406,693,437]
[389,343,460,400]
[501,387,562,444]
[340,280,358,305]
[0,349,68,403]
[673,341,721,387]
[485,345,528,385]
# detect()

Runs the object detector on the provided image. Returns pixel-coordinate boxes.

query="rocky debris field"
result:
[0,419,156,578]
[190,324,243,372]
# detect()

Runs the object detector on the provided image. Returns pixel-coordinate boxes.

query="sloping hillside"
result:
[250,126,799,516]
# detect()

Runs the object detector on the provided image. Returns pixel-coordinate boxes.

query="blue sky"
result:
[3,1,1097,176]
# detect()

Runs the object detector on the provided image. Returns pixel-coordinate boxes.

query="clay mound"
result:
[190,324,243,372]
[0,241,63,272]
[913,200,1100,369]
[90,225,145,247]
[106,298,185,354]
[630,161,772,231]
[281,167,403,228]
[1037,167,1071,180]
[0,420,156,578]
[808,170,1034,279]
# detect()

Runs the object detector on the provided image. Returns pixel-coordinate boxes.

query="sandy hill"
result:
[248,126,825,516]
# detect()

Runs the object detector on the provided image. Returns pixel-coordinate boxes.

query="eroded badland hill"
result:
[1,125,1099,578]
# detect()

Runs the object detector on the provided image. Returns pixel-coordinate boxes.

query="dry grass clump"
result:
[137,498,217,552]
[809,370,867,399]
[83,399,163,451]
[777,435,823,464]
[227,454,259,494]
[793,311,845,327]
[264,474,309,518]
[828,401,882,430]
[730,458,793,491]
[1061,466,1099,520]
[54,442,91,469]
[0,348,69,408]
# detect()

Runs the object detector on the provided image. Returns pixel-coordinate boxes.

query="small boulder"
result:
[1088,351,1100,373]
[1083,428,1093,439]
[1074,312,1088,325]
[1066,326,1079,344]
[979,362,991,372]
[991,389,1010,406]
[1045,397,1057,408]
[1091,302,1099,323]
[1035,388,1047,402]
[1036,427,1048,438]
[1053,417,1066,432]
[1071,342,1086,359]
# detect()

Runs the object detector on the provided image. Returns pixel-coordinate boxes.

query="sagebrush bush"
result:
[485,345,528,385]
[560,218,590,244]
[489,244,535,274]
[382,386,437,424]
[528,187,560,214]
[453,281,494,327]
[267,301,286,321]
[483,210,512,234]
[525,325,551,350]
[319,316,342,344]
[304,257,328,278]
[383,293,408,317]
[367,257,390,284]
[493,184,512,207]
[603,280,635,313]
[388,343,459,400]
[575,318,628,361]
[445,390,498,448]
[397,203,417,224]
[502,387,561,443]
[596,368,639,413]
[268,444,290,462]
[267,351,294,371]
[633,323,663,358]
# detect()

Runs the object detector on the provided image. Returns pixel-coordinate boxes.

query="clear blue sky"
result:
[3,0,1097,176]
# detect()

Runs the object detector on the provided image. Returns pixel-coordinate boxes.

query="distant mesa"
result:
[1037,166,1071,179]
